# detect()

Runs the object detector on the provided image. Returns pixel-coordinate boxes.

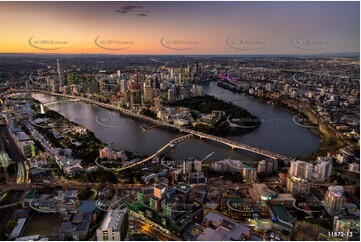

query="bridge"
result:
[1,89,292,161]
[178,128,291,160]
[95,134,193,172]
[0,201,21,210]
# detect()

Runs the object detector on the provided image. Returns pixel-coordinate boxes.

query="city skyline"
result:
[0,1,359,241]
[0,1,359,55]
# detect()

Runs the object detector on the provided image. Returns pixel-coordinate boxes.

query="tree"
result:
[6,164,16,175]
[77,187,92,200]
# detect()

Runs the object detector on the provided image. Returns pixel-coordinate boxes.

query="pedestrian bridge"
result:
[96,134,193,172]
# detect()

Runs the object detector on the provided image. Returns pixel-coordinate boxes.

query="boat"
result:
[140,125,154,131]
[140,126,148,131]
[169,143,176,148]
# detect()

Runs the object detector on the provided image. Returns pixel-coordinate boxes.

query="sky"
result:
[0,1,359,55]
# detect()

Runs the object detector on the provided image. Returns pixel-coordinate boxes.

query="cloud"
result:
[114,2,151,17]
[121,4,143,10]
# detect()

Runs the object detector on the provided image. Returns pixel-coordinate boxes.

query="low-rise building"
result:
[96,208,129,241]
[348,163,360,173]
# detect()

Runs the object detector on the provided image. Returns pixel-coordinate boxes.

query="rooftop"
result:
[253,183,278,200]
[99,208,127,232]
[176,183,192,193]
[10,218,27,239]
[328,186,345,198]
[269,205,295,224]
[197,212,252,241]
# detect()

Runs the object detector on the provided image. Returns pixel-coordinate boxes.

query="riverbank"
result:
[169,94,261,136]
[215,82,341,160]
[26,90,290,160]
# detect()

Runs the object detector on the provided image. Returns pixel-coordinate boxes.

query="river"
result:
[30,82,319,161]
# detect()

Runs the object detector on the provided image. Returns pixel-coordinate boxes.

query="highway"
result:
[0,124,28,184]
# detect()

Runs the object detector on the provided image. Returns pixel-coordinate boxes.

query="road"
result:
[0,125,28,184]
[130,215,182,241]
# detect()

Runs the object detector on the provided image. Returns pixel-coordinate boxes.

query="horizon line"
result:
[0,52,359,57]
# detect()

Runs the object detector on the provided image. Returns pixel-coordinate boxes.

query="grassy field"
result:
[22,213,63,237]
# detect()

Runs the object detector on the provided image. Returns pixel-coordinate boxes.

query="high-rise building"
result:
[143,82,153,104]
[187,60,192,80]
[314,157,332,181]
[175,182,194,203]
[289,160,313,179]
[348,163,360,173]
[265,83,272,92]
[170,68,175,78]
[167,88,175,102]
[180,63,185,84]
[257,159,278,174]
[49,76,59,93]
[153,97,162,113]
[128,81,141,109]
[57,59,65,90]
[96,208,129,241]
[284,84,290,93]
[120,79,127,94]
[286,176,310,194]
[324,186,345,216]
[153,183,167,200]
[242,167,257,182]
[195,59,199,76]
[183,159,202,174]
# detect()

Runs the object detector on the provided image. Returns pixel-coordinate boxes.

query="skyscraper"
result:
[314,156,332,181]
[289,160,313,179]
[180,63,184,84]
[187,60,192,79]
[195,59,199,76]
[324,186,345,216]
[120,79,128,95]
[167,88,175,102]
[128,81,141,109]
[143,81,153,104]
[57,59,65,90]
